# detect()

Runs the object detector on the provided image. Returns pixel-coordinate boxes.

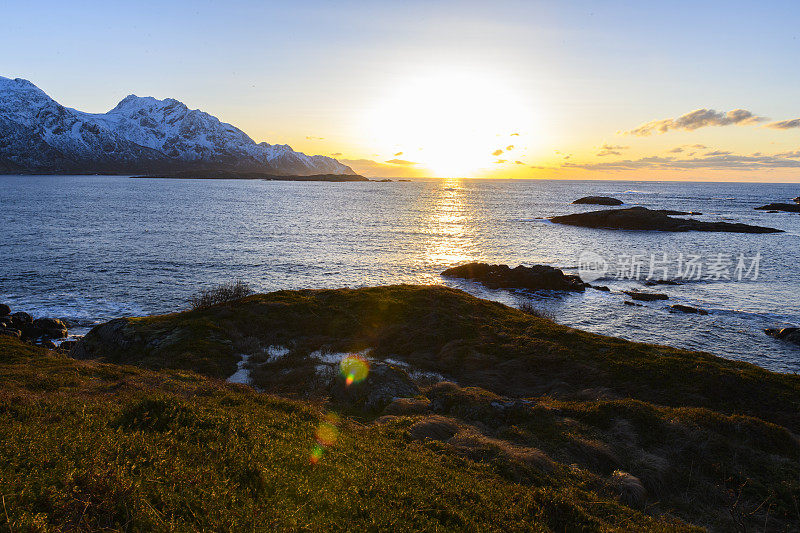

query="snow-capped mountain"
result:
[0,76,355,176]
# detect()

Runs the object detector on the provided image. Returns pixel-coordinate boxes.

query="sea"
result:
[1,175,798,373]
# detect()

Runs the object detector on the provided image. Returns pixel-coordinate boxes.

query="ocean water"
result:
[1,175,799,373]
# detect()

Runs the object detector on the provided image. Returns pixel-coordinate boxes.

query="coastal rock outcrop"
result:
[764,327,800,345]
[442,262,585,291]
[670,304,708,315]
[0,306,70,345]
[550,207,782,233]
[755,203,800,213]
[572,196,623,206]
[623,291,669,302]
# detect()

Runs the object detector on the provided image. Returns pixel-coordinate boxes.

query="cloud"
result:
[563,151,800,171]
[668,147,684,153]
[331,152,342,156]
[514,160,524,165]
[704,150,732,156]
[506,145,515,151]
[623,109,767,136]
[394,151,403,156]
[492,149,504,156]
[597,143,629,157]
[305,135,325,140]
[385,158,418,165]
[510,132,520,136]
[495,159,507,164]
[766,118,800,129]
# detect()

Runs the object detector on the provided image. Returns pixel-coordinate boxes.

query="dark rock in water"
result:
[765,327,800,345]
[755,203,800,213]
[624,291,668,302]
[0,304,10,316]
[670,304,708,315]
[623,301,642,307]
[11,311,33,326]
[794,197,800,204]
[20,325,45,339]
[551,206,782,233]
[590,285,611,291]
[33,317,68,338]
[572,196,623,206]
[442,262,585,292]
[0,328,21,339]
[644,279,680,286]
[329,362,419,412]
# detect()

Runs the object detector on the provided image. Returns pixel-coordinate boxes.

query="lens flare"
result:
[310,444,324,465]
[310,411,342,465]
[339,355,369,387]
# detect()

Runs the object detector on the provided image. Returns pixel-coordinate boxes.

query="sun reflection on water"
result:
[423,179,477,266]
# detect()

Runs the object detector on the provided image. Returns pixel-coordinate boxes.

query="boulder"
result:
[20,324,45,339]
[591,285,611,292]
[572,196,623,206]
[328,362,419,413]
[623,301,642,307]
[670,304,708,315]
[442,262,585,292]
[33,317,68,338]
[10,312,32,327]
[755,203,800,213]
[550,207,782,233]
[0,304,9,316]
[0,316,11,328]
[794,197,800,204]
[624,291,668,302]
[764,327,800,345]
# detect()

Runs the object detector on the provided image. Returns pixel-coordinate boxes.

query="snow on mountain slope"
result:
[0,76,354,175]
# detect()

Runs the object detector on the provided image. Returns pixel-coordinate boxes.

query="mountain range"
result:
[0,76,355,176]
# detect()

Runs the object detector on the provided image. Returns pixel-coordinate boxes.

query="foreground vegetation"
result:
[3,285,799,530]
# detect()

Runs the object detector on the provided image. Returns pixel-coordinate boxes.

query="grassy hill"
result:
[2,285,799,531]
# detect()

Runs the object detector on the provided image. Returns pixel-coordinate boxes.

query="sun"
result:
[362,68,535,177]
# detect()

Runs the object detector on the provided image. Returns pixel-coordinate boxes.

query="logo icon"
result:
[578,251,608,282]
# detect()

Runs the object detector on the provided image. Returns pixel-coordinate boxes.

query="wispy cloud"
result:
[564,152,800,171]
[394,151,403,156]
[385,158,418,165]
[765,118,800,129]
[623,109,766,136]
[305,135,325,140]
[597,143,629,156]
[330,152,342,156]
[492,149,504,156]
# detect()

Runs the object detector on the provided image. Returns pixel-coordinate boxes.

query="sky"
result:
[3,0,800,180]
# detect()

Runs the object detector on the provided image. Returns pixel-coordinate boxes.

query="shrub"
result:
[519,301,555,321]
[189,280,254,310]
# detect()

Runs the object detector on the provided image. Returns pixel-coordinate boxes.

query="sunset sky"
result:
[4,0,800,180]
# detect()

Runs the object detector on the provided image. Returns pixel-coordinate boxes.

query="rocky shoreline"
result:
[0,303,72,349]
